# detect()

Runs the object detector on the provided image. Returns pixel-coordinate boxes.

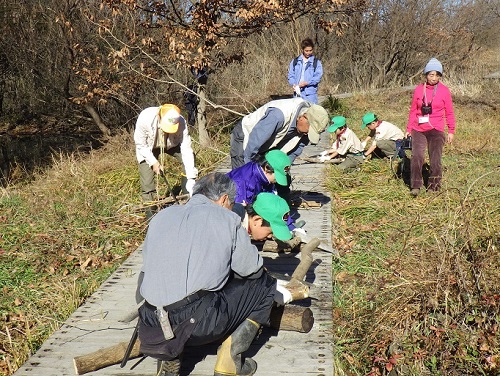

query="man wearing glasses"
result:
[137,173,289,376]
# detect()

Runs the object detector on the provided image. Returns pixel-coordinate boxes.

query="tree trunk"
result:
[197,85,210,147]
[84,104,111,137]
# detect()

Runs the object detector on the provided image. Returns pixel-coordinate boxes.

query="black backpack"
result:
[293,56,319,72]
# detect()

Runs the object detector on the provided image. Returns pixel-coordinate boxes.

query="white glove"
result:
[274,282,293,305]
[361,141,367,149]
[187,167,198,180]
[292,227,307,236]
[294,85,301,96]
[186,179,196,196]
[319,150,329,157]
[319,155,331,163]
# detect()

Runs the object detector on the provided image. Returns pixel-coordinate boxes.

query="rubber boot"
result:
[213,318,260,376]
[156,356,181,376]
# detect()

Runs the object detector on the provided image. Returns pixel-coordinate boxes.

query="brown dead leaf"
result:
[80,256,92,271]
[14,297,22,306]
[335,271,349,282]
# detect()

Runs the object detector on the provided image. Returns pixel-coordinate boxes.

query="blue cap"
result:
[424,58,443,75]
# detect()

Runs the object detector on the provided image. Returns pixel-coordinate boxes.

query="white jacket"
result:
[134,106,197,179]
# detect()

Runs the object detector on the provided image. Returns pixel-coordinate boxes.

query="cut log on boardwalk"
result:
[282,237,319,301]
[73,340,141,375]
[269,304,314,333]
[262,236,302,252]
[72,304,314,375]
[290,238,318,281]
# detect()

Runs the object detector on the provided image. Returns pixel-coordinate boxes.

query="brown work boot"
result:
[213,318,259,376]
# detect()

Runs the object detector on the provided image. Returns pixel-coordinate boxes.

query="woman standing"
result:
[405,58,456,196]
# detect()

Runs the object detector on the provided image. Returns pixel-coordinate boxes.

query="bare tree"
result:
[68,0,363,145]
[330,0,492,90]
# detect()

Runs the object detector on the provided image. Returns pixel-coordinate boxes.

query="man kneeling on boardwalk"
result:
[138,172,287,376]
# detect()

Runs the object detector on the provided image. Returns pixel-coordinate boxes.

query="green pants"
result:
[138,145,186,204]
[338,154,364,171]
[373,140,397,158]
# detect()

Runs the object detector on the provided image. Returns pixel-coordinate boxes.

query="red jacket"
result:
[406,82,456,134]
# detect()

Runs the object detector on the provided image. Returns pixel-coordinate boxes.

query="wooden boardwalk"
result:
[14,137,335,376]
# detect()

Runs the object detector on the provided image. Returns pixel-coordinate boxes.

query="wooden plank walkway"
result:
[14,137,335,376]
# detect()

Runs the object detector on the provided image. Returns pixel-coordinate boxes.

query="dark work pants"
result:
[230,120,245,169]
[138,271,276,354]
[411,129,445,191]
[139,145,187,203]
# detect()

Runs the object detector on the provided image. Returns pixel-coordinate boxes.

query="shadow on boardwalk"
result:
[14,135,335,376]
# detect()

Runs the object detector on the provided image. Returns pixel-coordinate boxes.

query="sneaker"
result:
[410,188,420,197]
[294,220,306,228]
[157,358,181,376]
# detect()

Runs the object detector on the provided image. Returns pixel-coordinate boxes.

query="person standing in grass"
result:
[405,58,456,197]
[287,38,323,104]
[360,112,405,159]
[318,116,364,171]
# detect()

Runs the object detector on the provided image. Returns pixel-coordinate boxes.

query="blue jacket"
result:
[227,162,276,204]
[287,56,323,104]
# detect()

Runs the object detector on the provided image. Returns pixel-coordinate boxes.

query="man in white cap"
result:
[134,104,198,219]
[229,98,329,169]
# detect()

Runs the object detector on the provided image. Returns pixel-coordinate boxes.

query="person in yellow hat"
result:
[134,104,198,219]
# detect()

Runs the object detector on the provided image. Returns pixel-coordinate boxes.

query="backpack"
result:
[293,56,319,72]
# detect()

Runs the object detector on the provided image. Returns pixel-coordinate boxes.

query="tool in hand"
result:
[159,170,179,204]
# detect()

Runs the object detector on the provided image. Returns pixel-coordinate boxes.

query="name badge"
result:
[418,116,429,124]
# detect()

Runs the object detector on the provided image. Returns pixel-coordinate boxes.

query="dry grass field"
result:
[1,74,499,375]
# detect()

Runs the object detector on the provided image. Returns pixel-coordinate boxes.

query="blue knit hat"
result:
[424,58,443,75]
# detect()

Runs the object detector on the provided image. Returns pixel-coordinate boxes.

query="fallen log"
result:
[280,237,318,301]
[73,305,314,375]
[290,237,318,281]
[262,236,302,253]
[73,340,141,375]
[269,304,314,333]
[299,156,345,165]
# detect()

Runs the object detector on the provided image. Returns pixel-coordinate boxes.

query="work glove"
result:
[294,85,301,96]
[186,179,196,196]
[318,155,331,163]
[361,141,367,149]
[274,280,293,305]
[292,227,307,236]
